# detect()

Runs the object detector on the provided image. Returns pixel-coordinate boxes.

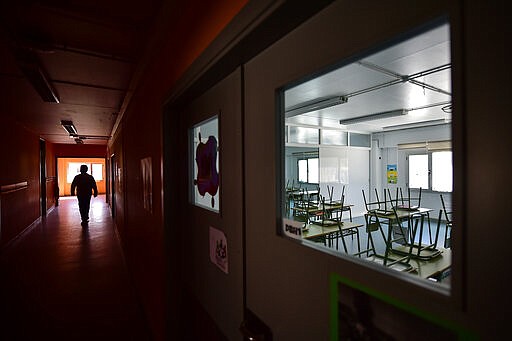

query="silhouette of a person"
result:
[71,164,98,225]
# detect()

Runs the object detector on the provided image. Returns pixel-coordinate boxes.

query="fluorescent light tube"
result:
[15,49,60,103]
[339,109,407,125]
[285,96,348,117]
[61,120,78,135]
[383,119,450,131]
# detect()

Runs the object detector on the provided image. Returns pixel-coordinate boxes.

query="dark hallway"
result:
[0,195,151,340]
[1,1,511,339]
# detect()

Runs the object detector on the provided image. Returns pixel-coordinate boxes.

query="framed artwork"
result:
[190,116,220,212]
[141,156,152,213]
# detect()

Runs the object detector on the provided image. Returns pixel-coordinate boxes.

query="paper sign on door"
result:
[209,226,228,274]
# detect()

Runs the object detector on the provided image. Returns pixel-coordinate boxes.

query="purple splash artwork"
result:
[194,132,219,208]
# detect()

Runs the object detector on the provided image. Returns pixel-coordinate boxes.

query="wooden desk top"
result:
[302,221,363,239]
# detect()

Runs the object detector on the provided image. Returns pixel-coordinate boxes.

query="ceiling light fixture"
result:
[61,120,78,135]
[14,49,60,103]
[285,96,348,117]
[74,135,110,140]
[339,109,407,125]
[382,119,451,131]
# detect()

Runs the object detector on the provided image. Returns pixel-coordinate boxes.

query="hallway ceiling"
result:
[0,0,163,144]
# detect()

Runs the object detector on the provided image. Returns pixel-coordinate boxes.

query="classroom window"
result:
[321,129,348,145]
[408,154,429,189]
[408,151,452,192]
[289,126,319,144]
[298,157,319,184]
[432,151,452,192]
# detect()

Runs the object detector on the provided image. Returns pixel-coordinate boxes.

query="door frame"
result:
[161,3,334,339]
[39,138,47,216]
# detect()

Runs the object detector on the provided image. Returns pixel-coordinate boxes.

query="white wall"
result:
[285,145,370,217]
[371,124,452,218]
[319,146,369,217]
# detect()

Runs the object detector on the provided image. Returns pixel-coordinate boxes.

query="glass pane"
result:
[289,126,319,144]
[349,132,371,147]
[319,147,348,183]
[432,151,452,192]
[92,164,103,180]
[409,154,429,189]
[308,158,319,183]
[298,159,308,183]
[67,162,84,183]
[321,129,348,145]
[190,116,220,212]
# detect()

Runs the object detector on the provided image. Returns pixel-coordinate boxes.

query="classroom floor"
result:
[0,195,152,340]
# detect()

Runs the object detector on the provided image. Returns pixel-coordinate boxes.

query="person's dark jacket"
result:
[71,173,98,197]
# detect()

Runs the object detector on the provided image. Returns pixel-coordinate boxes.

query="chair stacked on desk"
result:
[360,187,445,272]
[296,188,362,255]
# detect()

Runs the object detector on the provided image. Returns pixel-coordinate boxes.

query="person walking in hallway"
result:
[71,164,98,225]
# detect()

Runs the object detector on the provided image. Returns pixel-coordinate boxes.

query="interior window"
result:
[281,21,453,290]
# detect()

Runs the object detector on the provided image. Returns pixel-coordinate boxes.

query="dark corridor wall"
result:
[107,1,247,339]
[0,115,40,247]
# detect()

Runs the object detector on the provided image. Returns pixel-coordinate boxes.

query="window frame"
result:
[407,149,453,192]
[297,156,319,184]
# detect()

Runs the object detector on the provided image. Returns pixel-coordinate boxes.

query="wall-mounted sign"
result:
[387,164,398,184]
[282,218,303,240]
[209,226,228,274]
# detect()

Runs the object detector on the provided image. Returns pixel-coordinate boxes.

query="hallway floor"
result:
[0,195,152,340]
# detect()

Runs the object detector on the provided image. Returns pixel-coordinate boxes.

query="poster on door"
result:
[336,279,462,340]
[209,226,228,274]
[387,164,398,184]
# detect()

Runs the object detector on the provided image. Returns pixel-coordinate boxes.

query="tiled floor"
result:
[0,195,152,340]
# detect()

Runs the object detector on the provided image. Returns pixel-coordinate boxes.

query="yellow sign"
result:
[387,164,398,184]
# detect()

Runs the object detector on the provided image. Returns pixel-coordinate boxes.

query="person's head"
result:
[80,164,88,173]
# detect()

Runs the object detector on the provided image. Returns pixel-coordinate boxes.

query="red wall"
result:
[0,116,41,247]
[53,143,107,158]
[108,1,247,339]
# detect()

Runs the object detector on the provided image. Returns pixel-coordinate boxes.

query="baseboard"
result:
[46,204,56,215]
[0,216,42,257]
